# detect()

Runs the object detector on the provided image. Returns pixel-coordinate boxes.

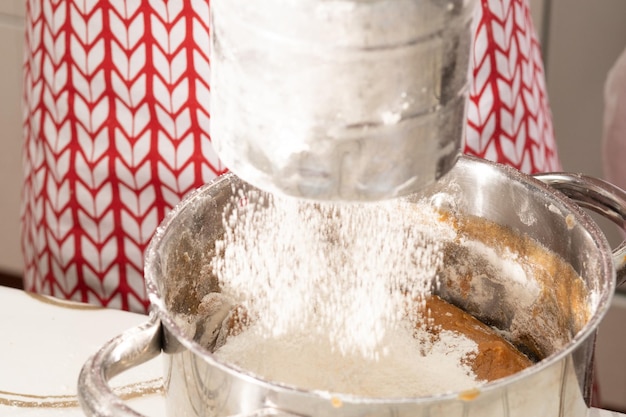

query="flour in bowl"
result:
[214,318,479,397]
[209,189,537,396]
[212,190,455,360]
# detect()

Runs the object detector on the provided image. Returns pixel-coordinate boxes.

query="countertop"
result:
[0,286,623,417]
[0,286,164,416]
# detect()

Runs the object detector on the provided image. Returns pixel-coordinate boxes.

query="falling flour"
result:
[211,188,482,396]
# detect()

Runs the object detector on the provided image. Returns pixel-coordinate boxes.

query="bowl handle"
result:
[534,173,626,287]
[77,314,162,417]
[77,314,304,417]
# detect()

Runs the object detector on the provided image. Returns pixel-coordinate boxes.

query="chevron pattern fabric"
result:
[466,0,560,173]
[21,0,561,313]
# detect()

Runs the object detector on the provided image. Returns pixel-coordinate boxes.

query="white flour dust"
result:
[211,188,480,396]
[215,320,479,397]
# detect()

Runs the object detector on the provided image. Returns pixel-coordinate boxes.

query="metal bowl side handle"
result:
[77,314,162,417]
[534,172,626,287]
[76,315,305,417]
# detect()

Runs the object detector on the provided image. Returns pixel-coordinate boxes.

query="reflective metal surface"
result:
[534,172,626,287]
[210,0,478,201]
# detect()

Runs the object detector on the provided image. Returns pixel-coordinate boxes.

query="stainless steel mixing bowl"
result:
[78,156,626,417]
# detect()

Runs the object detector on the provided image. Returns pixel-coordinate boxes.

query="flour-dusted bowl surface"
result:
[140,156,620,417]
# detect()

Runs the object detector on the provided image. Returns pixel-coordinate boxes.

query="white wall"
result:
[0,2,25,275]
[546,0,626,177]
[539,3,626,412]
[529,0,547,42]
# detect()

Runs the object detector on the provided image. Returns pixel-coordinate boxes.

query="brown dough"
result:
[423,295,533,382]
